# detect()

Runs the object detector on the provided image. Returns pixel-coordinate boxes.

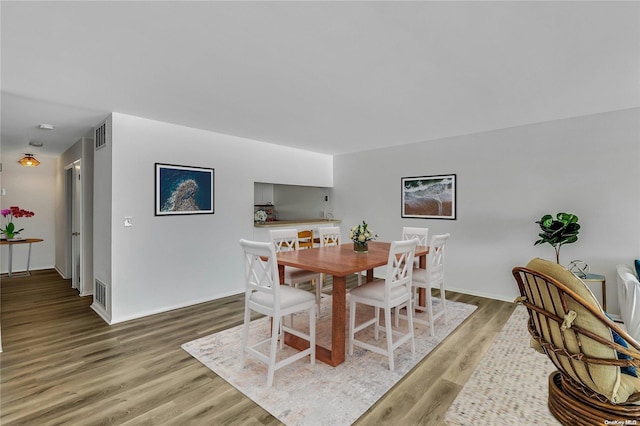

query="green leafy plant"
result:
[349,220,378,245]
[534,212,580,264]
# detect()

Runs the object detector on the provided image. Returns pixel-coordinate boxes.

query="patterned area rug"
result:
[182,295,477,426]
[444,305,560,425]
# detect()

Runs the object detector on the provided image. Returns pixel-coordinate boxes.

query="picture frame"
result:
[155,163,214,216]
[401,174,456,220]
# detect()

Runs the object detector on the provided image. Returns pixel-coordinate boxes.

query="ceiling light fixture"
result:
[29,141,44,147]
[39,124,55,130]
[19,154,40,167]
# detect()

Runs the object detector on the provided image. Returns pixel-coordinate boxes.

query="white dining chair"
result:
[270,229,323,315]
[402,226,429,267]
[239,239,316,387]
[348,238,418,371]
[319,226,364,286]
[396,233,450,336]
[402,226,429,246]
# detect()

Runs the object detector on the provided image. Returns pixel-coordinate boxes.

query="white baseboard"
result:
[91,302,112,324]
[54,265,70,279]
[107,289,244,325]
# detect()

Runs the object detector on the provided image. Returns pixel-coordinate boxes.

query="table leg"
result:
[26,243,33,275]
[418,253,427,307]
[283,274,347,367]
[366,269,374,282]
[278,264,285,285]
[328,274,346,366]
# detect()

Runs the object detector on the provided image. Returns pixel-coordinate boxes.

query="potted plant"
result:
[349,220,378,253]
[1,206,35,239]
[534,212,580,264]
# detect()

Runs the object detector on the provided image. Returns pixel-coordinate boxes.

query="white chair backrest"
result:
[384,239,418,302]
[402,226,429,246]
[318,226,341,247]
[270,228,299,252]
[427,233,450,285]
[240,238,280,300]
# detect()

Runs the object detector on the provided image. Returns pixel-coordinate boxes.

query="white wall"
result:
[0,156,56,273]
[101,113,333,323]
[274,184,334,220]
[334,108,640,315]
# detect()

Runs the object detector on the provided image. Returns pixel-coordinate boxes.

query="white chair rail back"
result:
[428,233,450,286]
[402,226,429,246]
[240,238,280,301]
[270,228,300,252]
[318,226,341,247]
[385,239,418,303]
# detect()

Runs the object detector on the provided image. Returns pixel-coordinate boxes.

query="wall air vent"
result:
[95,122,107,151]
[94,279,109,310]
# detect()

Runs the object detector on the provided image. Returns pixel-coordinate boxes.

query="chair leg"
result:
[374,307,380,340]
[316,279,322,317]
[309,305,316,365]
[240,304,252,367]
[267,315,280,387]
[407,299,416,354]
[426,287,435,336]
[394,305,400,328]
[440,283,448,324]
[385,307,394,371]
[348,300,356,355]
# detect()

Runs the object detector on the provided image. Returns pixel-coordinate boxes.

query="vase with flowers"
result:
[1,206,35,240]
[349,220,378,253]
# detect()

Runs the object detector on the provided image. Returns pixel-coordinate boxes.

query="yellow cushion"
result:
[618,374,640,405]
[525,258,626,403]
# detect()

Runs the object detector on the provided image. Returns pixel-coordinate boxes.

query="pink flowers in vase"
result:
[1,206,35,239]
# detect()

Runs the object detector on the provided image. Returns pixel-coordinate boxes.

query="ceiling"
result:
[2,1,639,160]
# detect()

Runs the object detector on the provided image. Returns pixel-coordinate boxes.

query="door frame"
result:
[65,160,82,292]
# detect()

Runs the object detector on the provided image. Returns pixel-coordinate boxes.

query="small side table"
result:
[0,238,44,278]
[581,273,607,311]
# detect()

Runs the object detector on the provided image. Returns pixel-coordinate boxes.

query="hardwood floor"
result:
[1,269,515,425]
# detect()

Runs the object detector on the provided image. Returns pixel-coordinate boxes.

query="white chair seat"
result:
[350,279,409,303]
[412,267,427,283]
[285,266,319,283]
[251,284,316,310]
[270,228,323,316]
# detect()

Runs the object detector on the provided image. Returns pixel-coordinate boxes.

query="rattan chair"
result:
[512,258,640,425]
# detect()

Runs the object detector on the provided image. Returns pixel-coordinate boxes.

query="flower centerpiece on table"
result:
[349,220,378,253]
[1,206,35,239]
[254,209,267,224]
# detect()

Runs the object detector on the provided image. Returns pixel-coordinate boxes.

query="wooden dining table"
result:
[276,240,429,366]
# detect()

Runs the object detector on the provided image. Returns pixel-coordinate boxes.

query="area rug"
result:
[444,305,560,425]
[182,295,477,426]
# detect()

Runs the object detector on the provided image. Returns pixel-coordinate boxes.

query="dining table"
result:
[276,240,429,366]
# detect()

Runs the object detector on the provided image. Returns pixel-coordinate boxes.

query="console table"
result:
[582,273,607,311]
[1,238,44,278]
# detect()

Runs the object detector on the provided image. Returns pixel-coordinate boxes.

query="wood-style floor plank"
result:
[1,269,515,425]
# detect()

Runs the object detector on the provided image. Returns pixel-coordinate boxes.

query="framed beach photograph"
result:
[155,163,214,216]
[401,174,456,220]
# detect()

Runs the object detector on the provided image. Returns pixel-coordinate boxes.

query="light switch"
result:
[124,216,133,227]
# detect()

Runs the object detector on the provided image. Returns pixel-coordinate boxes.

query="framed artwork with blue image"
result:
[155,163,214,216]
